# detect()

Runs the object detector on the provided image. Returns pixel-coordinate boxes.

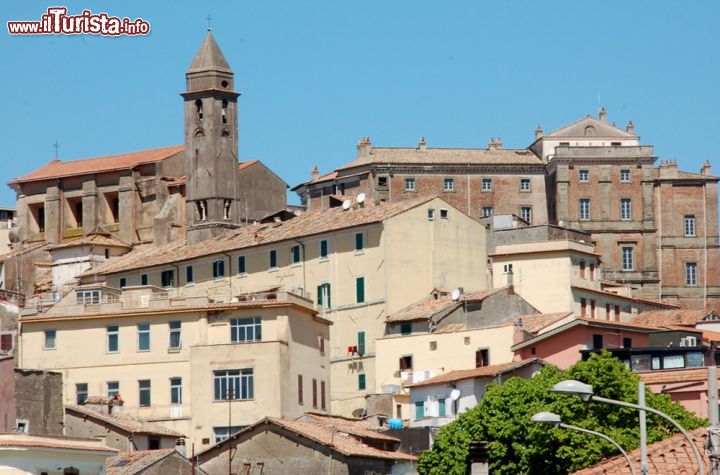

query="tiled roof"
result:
[518,312,574,335]
[84,196,439,277]
[408,358,545,388]
[0,433,117,454]
[385,288,506,323]
[49,232,131,251]
[572,428,707,474]
[300,413,400,442]
[106,449,198,475]
[571,285,680,309]
[0,241,50,261]
[268,418,416,461]
[544,115,638,140]
[336,147,542,171]
[632,308,718,327]
[237,159,259,171]
[9,145,185,184]
[637,367,710,385]
[66,405,185,438]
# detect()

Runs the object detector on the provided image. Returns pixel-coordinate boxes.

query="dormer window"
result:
[195,99,203,122]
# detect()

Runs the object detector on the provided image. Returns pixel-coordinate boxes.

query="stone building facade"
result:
[295,110,719,309]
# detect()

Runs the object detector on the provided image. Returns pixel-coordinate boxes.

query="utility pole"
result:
[708,366,720,475]
[639,382,648,475]
[226,387,235,475]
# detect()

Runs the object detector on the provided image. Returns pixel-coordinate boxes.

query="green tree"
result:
[418,352,705,474]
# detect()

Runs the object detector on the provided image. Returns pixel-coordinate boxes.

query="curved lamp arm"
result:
[559,423,636,475]
[592,395,704,475]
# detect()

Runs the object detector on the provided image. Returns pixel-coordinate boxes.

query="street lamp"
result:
[531,411,636,475]
[551,380,705,475]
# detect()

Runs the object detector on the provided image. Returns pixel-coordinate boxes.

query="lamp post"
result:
[531,412,636,475]
[551,380,705,475]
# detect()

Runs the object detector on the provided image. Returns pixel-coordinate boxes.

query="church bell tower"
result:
[182,31,241,243]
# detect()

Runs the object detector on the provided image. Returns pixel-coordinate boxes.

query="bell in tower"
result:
[182,31,242,244]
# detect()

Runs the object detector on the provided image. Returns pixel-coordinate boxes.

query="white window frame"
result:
[404,178,416,191]
[107,325,119,353]
[137,323,150,352]
[481,178,492,191]
[620,169,631,183]
[170,377,182,405]
[520,178,531,191]
[482,207,493,217]
[443,178,454,191]
[579,170,589,182]
[520,207,532,224]
[622,247,634,271]
[43,329,56,350]
[168,321,182,350]
[579,199,590,221]
[231,317,262,343]
[620,199,632,221]
[213,369,254,401]
[685,262,698,286]
[107,381,120,398]
[684,215,696,237]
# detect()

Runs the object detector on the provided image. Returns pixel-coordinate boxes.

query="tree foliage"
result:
[417,352,705,474]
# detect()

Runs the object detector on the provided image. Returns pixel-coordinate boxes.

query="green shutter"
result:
[438,399,446,417]
[317,285,323,307]
[326,284,331,309]
[356,277,365,303]
[357,331,365,356]
[358,373,366,390]
[355,233,363,250]
[415,401,424,420]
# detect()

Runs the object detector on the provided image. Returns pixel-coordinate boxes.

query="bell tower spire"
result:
[182,31,241,243]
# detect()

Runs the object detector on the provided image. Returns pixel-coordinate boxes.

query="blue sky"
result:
[2,1,719,207]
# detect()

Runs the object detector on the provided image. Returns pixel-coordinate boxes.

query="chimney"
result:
[418,136,427,152]
[357,136,372,159]
[598,107,607,122]
[626,120,635,134]
[659,160,678,179]
[535,124,543,140]
[310,165,319,181]
[701,160,712,176]
[506,270,514,291]
[488,137,503,151]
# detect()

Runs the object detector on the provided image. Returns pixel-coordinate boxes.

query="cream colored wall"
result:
[20,305,329,449]
[375,324,515,416]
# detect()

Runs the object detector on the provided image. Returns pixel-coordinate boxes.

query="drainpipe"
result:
[703,182,708,307]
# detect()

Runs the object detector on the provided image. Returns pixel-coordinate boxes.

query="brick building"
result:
[295,109,719,309]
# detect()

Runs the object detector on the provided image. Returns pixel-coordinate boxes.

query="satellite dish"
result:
[342,200,351,210]
[451,288,461,301]
[357,193,366,204]
[450,389,461,401]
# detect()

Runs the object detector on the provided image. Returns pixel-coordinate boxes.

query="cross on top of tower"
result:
[52,140,60,160]
[206,15,212,32]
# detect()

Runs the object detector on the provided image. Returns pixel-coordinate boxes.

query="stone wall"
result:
[14,368,63,436]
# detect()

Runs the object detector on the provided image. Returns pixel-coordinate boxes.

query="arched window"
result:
[195,99,203,122]
[223,200,231,220]
[197,201,207,221]
[222,100,228,124]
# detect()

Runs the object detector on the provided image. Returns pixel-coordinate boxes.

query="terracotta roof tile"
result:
[572,428,707,474]
[571,285,680,309]
[637,367,710,385]
[49,232,131,251]
[0,433,117,453]
[105,449,197,475]
[518,312,574,335]
[66,405,185,438]
[300,413,400,442]
[632,308,719,327]
[237,160,259,171]
[408,358,545,388]
[85,196,439,277]
[385,288,505,323]
[9,145,185,184]
[0,241,51,261]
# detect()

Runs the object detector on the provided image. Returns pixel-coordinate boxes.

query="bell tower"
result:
[182,31,241,243]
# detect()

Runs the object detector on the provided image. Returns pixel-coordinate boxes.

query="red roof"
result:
[9,145,185,184]
[407,358,545,388]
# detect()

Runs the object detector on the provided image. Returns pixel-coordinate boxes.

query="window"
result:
[358,373,366,390]
[399,355,413,371]
[684,215,696,237]
[404,178,415,191]
[214,369,254,400]
[592,334,603,349]
[520,179,531,191]
[0,333,12,352]
[482,207,493,217]
[298,375,303,405]
[356,277,365,303]
[400,323,412,336]
[238,256,246,274]
[212,260,225,278]
[291,246,301,265]
[579,170,589,182]
[170,377,182,405]
[104,248,110,259]
[475,349,489,368]
[76,383,88,405]
[579,261,586,279]
[213,426,245,444]
[357,331,366,356]
[438,399,446,417]
[140,274,148,286]
[160,270,174,288]
[148,437,161,450]
[427,209,435,220]
[137,323,150,351]
[590,300,596,318]
[169,321,182,349]
[620,169,630,182]
[686,262,698,286]
[482,178,492,191]
[620,199,632,220]
[185,266,194,284]
[579,199,590,221]
[312,379,318,408]
[520,207,532,224]
[663,355,685,369]
[44,330,56,350]
[317,283,331,310]
[107,326,119,353]
[415,401,424,420]
[321,381,326,411]
[580,298,587,317]
[269,250,278,268]
[320,240,329,258]
[355,233,364,251]
[440,209,449,219]
[119,278,127,288]
[589,264,596,281]
[221,100,228,124]
[444,178,454,191]
[76,290,100,305]
[231,317,262,342]
[138,380,151,407]
[318,335,325,355]
[606,304,611,320]
[107,381,119,398]
[623,337,632,348]
[614,305,621,320]
[378,176,388,187]
[622,247,634,271]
